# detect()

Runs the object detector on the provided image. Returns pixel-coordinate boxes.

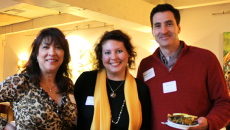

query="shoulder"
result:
[181,41,215,58]
[135,78,149,92]
[187,46,218,61]
[78,70,98,80]
[12,73,28,79]
[138,54,156,71]
[81,70,98,76]
[189,46,214,55]
[139,48,160,66]
[140,54,155,63]
[74,71,97,97]
[2,73,28,84]
[0,73,30,97]
[65,77,74,94]
[74,70,98,88]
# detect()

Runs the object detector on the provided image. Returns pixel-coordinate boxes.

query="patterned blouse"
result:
[0,73,77,130]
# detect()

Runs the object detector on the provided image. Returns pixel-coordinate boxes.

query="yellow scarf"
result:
[91,69,142,130]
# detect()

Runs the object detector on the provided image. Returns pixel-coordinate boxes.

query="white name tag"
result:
[163,80,177,93]
[69,94,76,104]
[143,68,155,81]
[85,96,94,106]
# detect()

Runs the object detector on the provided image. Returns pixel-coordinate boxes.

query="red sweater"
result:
[137,41,230,130]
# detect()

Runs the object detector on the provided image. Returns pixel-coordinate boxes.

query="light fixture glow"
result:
[17,52,28,71]
[19,53,28,61]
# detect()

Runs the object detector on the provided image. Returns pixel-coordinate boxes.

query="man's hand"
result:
[188,117,208,130]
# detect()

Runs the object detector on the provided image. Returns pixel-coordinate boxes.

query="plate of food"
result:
[161,113,199,130]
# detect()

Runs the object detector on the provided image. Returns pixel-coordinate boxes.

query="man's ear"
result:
[178,24,181,34]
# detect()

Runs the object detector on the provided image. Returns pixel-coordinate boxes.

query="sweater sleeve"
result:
[0,74,23,129]
[0,117,7,130]
[205,52,230,130]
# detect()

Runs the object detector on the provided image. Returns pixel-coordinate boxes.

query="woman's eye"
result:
[42,46,48,49]
[55,46,62,49]
[104,51,110,55]
[117,50,123,53]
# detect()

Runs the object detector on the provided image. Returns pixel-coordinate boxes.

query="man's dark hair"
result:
[150,3,180,28]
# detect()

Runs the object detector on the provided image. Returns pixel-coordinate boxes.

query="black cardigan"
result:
[74,70,151,130]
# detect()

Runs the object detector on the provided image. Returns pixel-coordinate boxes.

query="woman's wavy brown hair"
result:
[22,27,73,93]
[93,30,137,70]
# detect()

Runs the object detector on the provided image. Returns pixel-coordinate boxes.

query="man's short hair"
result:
[150,3,180,28]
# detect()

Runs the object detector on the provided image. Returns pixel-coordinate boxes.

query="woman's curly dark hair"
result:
[22,27,73,93]
[93,30,137,70]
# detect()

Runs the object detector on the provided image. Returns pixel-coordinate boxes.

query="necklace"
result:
[107,79,125,98]
[47,85,56,92]
[111,99,126,124]
[40,82,56,92]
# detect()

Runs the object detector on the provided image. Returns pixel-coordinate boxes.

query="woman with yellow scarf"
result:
[74,30,151,130]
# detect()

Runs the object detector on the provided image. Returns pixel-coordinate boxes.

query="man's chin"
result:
[158,42,171,47]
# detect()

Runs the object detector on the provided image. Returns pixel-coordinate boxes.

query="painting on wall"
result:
[223,32,230,90]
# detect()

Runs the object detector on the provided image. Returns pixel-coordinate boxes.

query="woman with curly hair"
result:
[74,30,151,130]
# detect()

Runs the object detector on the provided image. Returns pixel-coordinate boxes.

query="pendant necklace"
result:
[40,82,56,92]
[47,84,56,92]
[107,79,125,98]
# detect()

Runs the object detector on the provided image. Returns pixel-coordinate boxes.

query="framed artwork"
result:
[223,32,230,90]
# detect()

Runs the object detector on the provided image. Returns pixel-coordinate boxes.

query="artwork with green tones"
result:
[223,32,230,90]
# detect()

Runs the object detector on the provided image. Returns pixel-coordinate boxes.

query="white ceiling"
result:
[0,0,230,33]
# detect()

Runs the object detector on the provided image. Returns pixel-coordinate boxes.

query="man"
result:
[137,3,230,130]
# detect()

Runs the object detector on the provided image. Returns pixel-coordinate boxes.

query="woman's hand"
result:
[188,117,208,130]
[4,121,16,130]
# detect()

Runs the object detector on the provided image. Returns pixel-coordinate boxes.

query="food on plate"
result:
[168,113,198,125]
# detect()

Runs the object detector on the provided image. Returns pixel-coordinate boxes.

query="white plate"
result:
[161,119,199,130]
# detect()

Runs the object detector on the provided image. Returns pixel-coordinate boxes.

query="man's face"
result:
[152,11,181,48]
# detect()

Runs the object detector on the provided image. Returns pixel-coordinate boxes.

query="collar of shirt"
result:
[159,41,184,70]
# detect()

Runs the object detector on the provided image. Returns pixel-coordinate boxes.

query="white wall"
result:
[0,35,5,82]
[3,30,38,80]
[1,24,153,81]
[2,2,230,81]
[179,3,230,67]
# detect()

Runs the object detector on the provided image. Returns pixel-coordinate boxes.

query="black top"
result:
[74,70,151,130]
